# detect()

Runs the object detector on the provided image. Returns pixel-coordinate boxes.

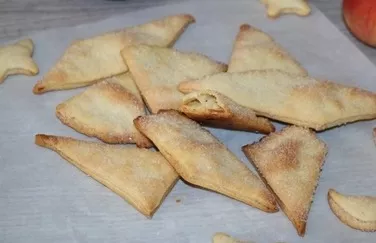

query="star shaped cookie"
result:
[261,0,311,18]
[0,39,39,84]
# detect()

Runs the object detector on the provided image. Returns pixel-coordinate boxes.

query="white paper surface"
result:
[1,0,376,242]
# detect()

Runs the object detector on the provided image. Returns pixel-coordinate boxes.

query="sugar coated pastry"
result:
[134,110,278,213]
[56,79,152,147]
[35,134,178,217]
[121,44,227,113]
[179,70,376,131]
[242,126,327,236]
[33,14,195,94]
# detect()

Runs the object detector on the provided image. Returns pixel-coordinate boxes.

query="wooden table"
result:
[1,0,376,64]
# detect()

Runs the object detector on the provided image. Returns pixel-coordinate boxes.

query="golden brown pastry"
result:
[242,126,327,236]
[121,45,227,113]
[35,134,178,217]
[228,24,307,75]
[33,14,195,94]
[328,189,376,232]
[180,90,275,134]
[56,79,152,147]
[134,110,278,213]
[179,70,376,131]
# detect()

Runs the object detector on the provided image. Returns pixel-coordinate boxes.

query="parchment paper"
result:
[1,0,376,242]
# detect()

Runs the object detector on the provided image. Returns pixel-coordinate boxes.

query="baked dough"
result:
[242,126,327,236]
[179,70,376,131]
[35,134,178,217]
[121,45,227,113]
[33,14,195,94]
[134,110,278,213]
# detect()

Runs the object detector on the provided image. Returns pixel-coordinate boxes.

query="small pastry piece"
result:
[33,14,195,94]
[179,70,376,131]
[260,0,311,19]
[328,189,376,232]
[121,45,227,113]
[35,134,178,217]
[56,80,152,148]
[0,39,39,84]
[213,232,254,243]
[228,24,307,75]
[179,90,275,134]
[134,110,278,213]
[242,126,328,236]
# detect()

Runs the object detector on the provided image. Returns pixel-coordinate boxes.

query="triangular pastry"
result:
[179,70,376,131]
[242,126,327,236]
[328,189,376,232]
[134,110,278,213]
[179,90,275,134]
[0,39,39,83]
[56,80,152,147]
[228,24,307,75]
[35,134,178,217]
[260,0,311,19]
[121,45,227,113]
[33,14,195,94]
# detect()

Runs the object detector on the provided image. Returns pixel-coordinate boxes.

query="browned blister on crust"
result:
[242,126,328,236]
[260,0,311,19]
[0,39,39,84]
[228,24,307,75]
[56,79,152,148]
[134,110,278,213]
[121,45,227,113]
[328,189,376,232]
[178,70,376,131]
[34,134,178,217]
[33,14,195,94]
[179,90,275,134]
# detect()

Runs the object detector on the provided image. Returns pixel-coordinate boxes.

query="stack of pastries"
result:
[7,13,372,238]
